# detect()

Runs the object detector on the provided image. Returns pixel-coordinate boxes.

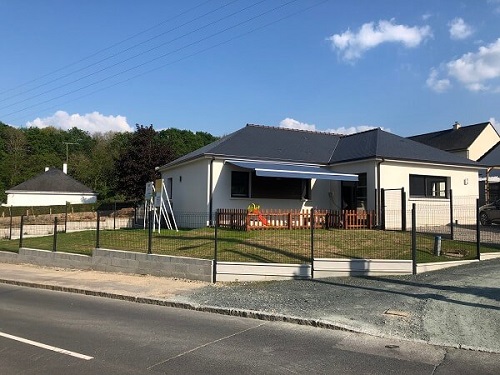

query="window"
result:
[252,173,311,200]
[230,171,311,199]
[231,171,250,198]
[409,175,449,198]
[166,178,173,199]
[356,173,367,209]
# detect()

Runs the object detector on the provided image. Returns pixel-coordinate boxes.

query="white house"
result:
[158,124,480,228]
[5,166,97,207]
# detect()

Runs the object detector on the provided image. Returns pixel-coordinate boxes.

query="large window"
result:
[409,174,449,198]
[231,171,250,198]
[231,171,311,200]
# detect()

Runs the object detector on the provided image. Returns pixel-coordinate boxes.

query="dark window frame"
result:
[231,171,250,198]
[409,174,449,198]
[230,170,311,200]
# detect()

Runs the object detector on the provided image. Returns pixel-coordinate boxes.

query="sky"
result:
[1,0,500,137]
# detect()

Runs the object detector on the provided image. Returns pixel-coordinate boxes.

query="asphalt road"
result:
[0,284,499,374]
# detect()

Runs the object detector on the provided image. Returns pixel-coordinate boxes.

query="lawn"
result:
[1,227,498,263]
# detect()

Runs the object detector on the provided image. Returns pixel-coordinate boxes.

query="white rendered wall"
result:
[6,192,96,206]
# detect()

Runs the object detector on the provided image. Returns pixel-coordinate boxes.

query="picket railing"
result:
[217,209,375,230]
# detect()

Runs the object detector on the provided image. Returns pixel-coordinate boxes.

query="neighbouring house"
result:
[408,121,500,161]
[409,121,500,204]
[478,142,500,203]
[4,165,97,207]
[158,124,481,228]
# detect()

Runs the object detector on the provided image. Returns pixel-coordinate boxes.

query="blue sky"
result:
[1,0,500,137]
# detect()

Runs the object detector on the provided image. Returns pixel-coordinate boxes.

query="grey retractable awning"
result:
[226,160,358,181]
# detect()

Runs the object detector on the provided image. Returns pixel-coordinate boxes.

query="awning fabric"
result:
[226,160,358,181]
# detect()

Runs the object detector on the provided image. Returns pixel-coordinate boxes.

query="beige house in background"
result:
[409,121,500,203]
[408,121,500,161]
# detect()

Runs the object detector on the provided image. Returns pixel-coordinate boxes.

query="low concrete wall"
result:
[93,248,213,282]
[314,258,413,278]
[481,252,500,261]
[1,248,498,283]
[416,259,478,273]
[216,262,310,282]
[0,248,213,282]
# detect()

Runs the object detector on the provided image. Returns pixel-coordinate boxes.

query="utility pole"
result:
[63,142,78,163]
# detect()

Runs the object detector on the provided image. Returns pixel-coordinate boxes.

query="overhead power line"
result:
[0,0,267,112]
[3,0,329,124]
[0,0,214,98]
[0,0,241,105]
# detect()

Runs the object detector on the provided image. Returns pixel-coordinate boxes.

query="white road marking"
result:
[0,331,93,360]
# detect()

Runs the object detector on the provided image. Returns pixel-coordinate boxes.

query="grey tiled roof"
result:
[7,168,95,194]
[160,124,481,170]
[408,122,491,152]
[330,128,480,166]
[160,124,341,168]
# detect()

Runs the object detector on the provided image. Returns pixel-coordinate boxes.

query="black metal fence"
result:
[1,199,499,269]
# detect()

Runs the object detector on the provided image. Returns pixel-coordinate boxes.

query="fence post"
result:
[476,198,481,260]
[449,189,454,240]
[9,206,13,240]
[64,202,68,233]
[96,211,100,249]
[148,209,153,254]
[213,210,218,283]
[19,215,24,249]
[411,203,417,275]
[310,208,315,279]
[381,188,386,230]
[113,202,117,230]
[53,217,58,252]
[401,188,407,231]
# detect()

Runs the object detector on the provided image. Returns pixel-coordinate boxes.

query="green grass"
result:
[1,227,498,263]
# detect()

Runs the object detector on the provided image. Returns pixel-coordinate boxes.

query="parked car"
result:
[479,199,500,225]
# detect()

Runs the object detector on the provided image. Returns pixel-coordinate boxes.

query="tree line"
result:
[0,121,218,203]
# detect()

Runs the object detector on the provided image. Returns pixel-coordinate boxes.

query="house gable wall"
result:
[161,158,210,214]
[468,124,500,161]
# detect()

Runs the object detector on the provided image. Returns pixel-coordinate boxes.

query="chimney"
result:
[63,163,67,174]
[453,121,461,130]
[45,167,49,172]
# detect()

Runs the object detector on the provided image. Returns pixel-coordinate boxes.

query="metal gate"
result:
[381,188,407,231]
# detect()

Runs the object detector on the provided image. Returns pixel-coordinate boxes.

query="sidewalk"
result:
[1,259,499,353]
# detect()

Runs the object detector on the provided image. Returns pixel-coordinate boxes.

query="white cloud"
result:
[448,18,474,40]
[279,118,316,131]
[488,0,500,13]
[327,19,432,62]
[427,39,500,92]
[422,13,432,21]
[325,125,390,135]
[26,110,133,133]
[447,38,500,91]
[426,68,452,93]
[279,118,388,135]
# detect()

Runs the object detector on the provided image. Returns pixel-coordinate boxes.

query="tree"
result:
[115,125,174,200]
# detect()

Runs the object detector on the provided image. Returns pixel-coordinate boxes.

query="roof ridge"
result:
[338,127,380,138]
[410,121,491,138]
[246,123,341,136]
